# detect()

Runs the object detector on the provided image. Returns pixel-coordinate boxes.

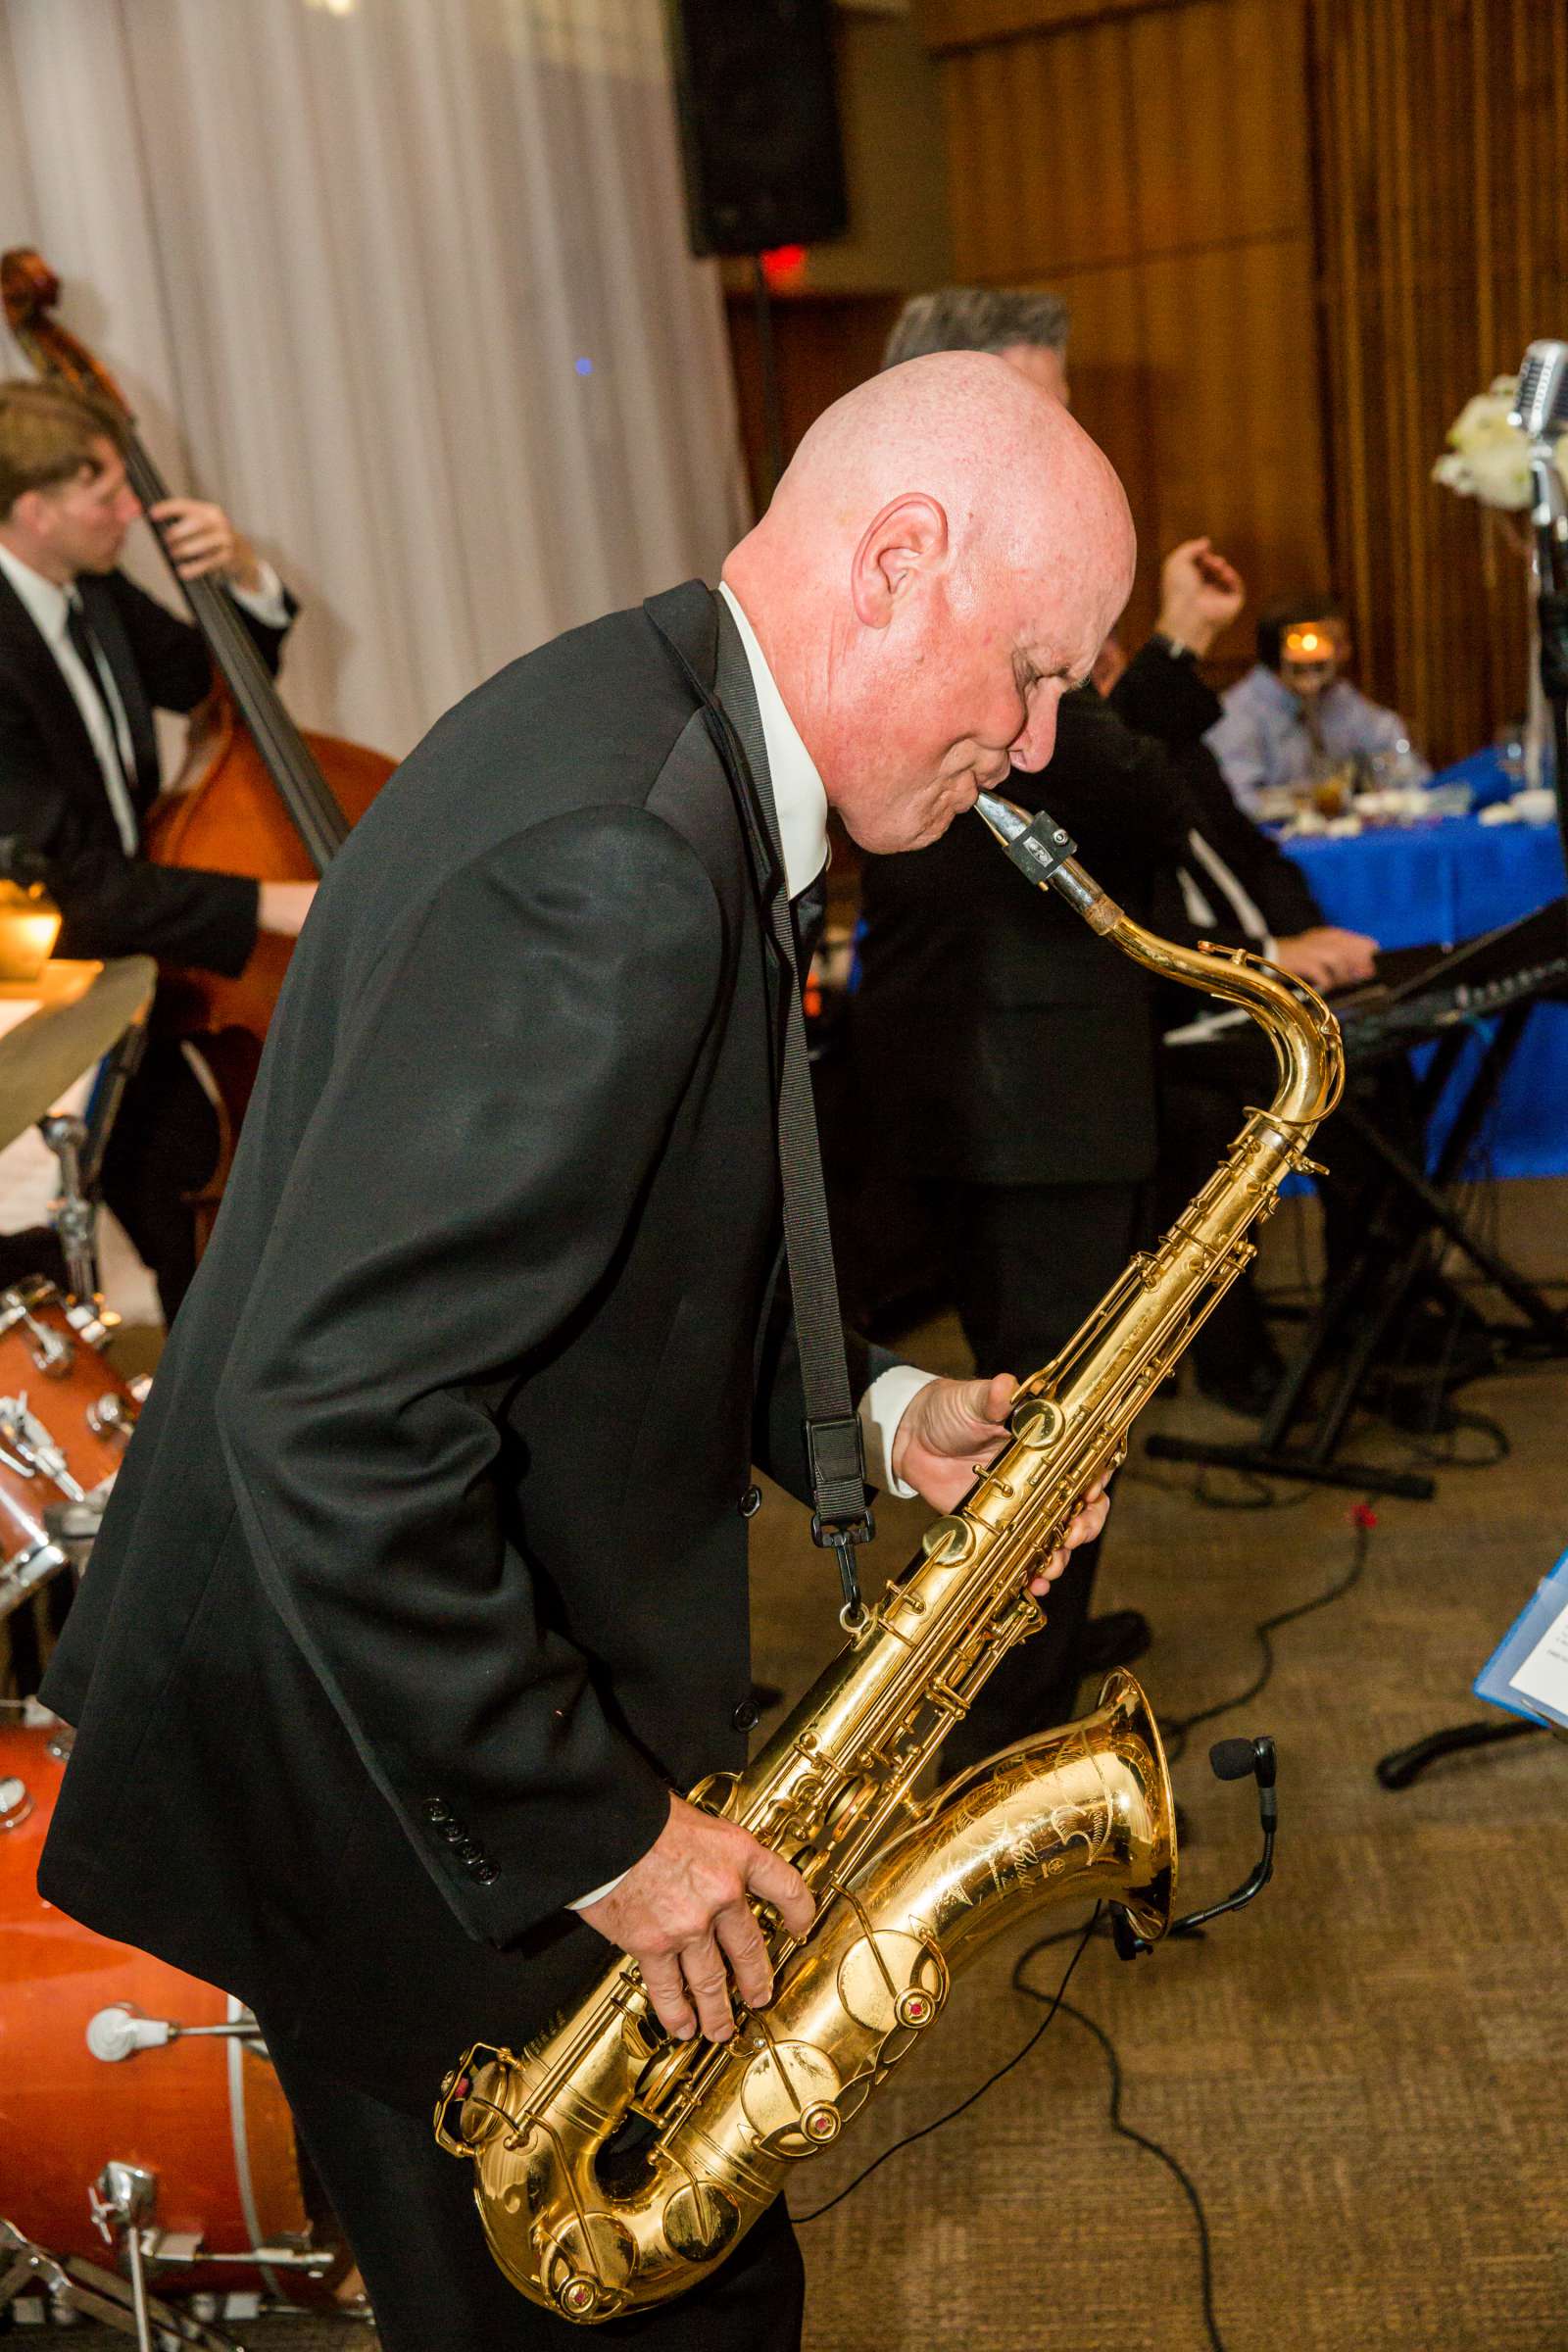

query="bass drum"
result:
[0,1715,345,2301]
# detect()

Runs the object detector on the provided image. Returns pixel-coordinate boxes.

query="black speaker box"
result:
[667,0,849,258]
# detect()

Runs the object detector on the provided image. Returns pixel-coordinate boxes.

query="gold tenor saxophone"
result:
[435,794,1344,2325]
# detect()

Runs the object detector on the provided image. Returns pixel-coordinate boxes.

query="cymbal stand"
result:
[37,1011,147,1306]
[38,1110,96,1302]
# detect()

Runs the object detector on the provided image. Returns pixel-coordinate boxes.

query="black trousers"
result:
[99,1037,219,1323]
[257,2015,806,2352]
[919,1177,1146,1773]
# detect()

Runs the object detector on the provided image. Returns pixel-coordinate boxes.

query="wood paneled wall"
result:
[920,0,1568,757]
[724,291,904,515]
[1311,0,1568,763]
[924,0,1330,677]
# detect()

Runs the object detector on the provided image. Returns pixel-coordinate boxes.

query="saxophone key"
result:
[920,1514,976,1565]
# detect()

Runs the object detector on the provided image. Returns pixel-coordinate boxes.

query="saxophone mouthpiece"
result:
[973,787,1030,844]
[974,791,1098,918]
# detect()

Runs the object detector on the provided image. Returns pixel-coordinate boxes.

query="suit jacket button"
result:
[731,1696,760,1732]
[423,1797,453,1824]
[441,1822,466,1846]
[739,1485,762,1519]
[473,1861,499,1886]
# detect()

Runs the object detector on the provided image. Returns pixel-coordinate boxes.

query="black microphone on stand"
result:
[1112,1734,1278,1958]
[1508,341,1568,910]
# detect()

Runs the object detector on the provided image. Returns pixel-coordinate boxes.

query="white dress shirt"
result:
[716,582,935,1494]
[569,587,938,1914]
[0,539,290,853]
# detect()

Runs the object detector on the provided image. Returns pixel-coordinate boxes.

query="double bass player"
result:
[0,376,315,1315]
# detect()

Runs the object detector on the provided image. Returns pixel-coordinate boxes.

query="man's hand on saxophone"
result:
[578,1373,1110,2047]
[891,1369,1111,1592]
[579,1796,816,2043]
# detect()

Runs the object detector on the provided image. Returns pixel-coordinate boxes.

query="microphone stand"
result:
[1524,455,1568,927]
[1374,381,1567,1791]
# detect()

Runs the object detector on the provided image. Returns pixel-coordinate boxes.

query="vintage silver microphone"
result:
[1511,339,1568,589]
[1511,339,1568,441]
[1509,342,1568,884]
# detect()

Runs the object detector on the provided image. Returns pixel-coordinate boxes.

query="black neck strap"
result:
[711,598,873,1619]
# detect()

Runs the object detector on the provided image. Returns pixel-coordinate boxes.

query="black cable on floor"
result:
[792,1904,1101,2226]
[1162,1501,1377,1769]
[1010,1965,1228,2352]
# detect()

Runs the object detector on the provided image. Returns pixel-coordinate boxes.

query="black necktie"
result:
[64,591,135,799]
[712,601,872,1615]
[791,869,828,971]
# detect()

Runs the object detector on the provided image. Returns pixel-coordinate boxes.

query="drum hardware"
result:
[88,2155,335,2348]
[0,1771,32,1829]
[39,1110,97,1307]
[88,1392,138,1442]
[0,1396,88,1494]
[91,2163,158,2348]
[45,1495,108,1577]
[0,1275,121,1352]
[0,1539,71,1628]
[88,2004,270,2064]
[0,1282,143,1624]
[6,1304,74,1379]
[0,2216,242,2348]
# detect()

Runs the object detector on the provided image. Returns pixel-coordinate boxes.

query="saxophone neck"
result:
[974,789,1344,1130]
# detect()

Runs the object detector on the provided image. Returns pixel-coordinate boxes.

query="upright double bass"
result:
[2,247,395,1226]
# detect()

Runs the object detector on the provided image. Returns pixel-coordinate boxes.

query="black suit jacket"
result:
[39,583,873,2109]
[0,564,290,972]
[852,643,1210,1189]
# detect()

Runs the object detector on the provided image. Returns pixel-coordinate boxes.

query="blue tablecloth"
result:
[1284,808,1567,1180]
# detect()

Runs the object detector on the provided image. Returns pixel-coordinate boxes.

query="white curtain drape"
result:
[0,0,750,760]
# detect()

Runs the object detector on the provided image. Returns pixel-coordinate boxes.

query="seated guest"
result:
[1146,733,1377,1408]
[1206,593,1427,815]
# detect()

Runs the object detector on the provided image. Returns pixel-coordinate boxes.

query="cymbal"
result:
[0,958,156,1152]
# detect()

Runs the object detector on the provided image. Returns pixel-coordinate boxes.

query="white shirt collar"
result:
[0,540,72,643]
[717,581,828,899]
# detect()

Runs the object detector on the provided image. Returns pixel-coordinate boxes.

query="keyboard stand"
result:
[1148,999,1568,1500]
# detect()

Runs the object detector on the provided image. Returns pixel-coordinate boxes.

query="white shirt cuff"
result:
[859,1364,939,1499]
[569,1869,628,1911]
[230,561,290,628]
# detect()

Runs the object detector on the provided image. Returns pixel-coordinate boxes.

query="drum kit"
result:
[0,958,355,2348]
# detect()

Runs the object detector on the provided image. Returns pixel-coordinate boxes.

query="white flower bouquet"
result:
[1432,375,1568,511]
[1434,371,1568,791]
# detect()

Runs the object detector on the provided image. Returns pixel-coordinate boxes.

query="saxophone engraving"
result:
[435,794,1345,2325]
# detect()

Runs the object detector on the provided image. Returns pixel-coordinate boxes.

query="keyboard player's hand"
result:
[1273,926,1378,993]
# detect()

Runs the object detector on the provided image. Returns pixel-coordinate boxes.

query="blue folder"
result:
[1474,1547,1568,1731]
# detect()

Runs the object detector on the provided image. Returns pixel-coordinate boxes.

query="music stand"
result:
[1374,1713,1543,1788]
